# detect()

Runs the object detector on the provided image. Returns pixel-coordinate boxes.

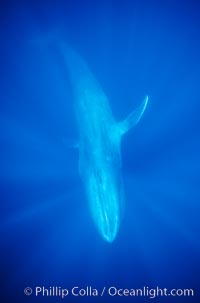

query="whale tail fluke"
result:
[119,95,148,136]
[27,28,65,50]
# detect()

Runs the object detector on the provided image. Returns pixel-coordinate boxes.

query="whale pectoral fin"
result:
[62,137,80,149]
[72,142,80,149]
[119,95,148,135]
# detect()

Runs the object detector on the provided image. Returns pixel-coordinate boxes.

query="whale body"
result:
[61,45,148,242]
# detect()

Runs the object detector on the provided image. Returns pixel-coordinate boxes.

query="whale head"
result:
[85,151,124,243]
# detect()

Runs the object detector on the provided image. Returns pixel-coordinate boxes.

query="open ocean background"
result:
[0,0,200,302]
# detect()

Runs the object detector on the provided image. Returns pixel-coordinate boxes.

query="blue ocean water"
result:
[0,0,200,302]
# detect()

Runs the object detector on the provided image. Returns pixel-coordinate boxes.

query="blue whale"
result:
[61,45,148,242]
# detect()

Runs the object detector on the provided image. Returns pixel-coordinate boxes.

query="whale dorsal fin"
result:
[119,96,148,136]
